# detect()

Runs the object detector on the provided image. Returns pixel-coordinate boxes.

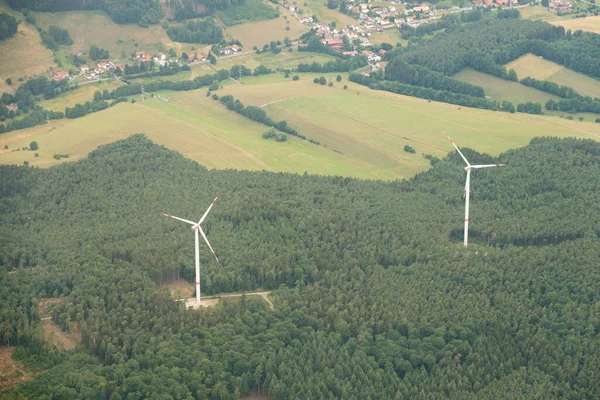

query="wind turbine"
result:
[161,196,220,307]
[446,135,506,247]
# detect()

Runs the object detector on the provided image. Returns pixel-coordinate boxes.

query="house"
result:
[378,49,387,55]
[343,50,358,56]
[220,45,241,56]
[549,0,572,12]
[7,103,18,112]
[79,65,90,73]
[115,64,125,71]
[53,71,69,81]
[326,39,344,49]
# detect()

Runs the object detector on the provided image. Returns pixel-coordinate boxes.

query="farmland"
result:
[3,74,600,180]
[550,15,600,34]
[453,68,558,104]
[0,3,55,93]
[214,49,336,71]
[31,10,176,62]
[223,13,308,49]
[38,79,124,111]
[506,54,600,98]
[302,0,358,26]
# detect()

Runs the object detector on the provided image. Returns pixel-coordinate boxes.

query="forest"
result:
[6,0,244,25]
[1,135,600,398]
[166,19,223,44]
[375,18,600,112]
[0,12,18,41]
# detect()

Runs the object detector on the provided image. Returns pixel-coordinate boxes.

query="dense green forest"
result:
[1,135,600,398]
[364,18,600,114]
[0,12,18,41]
[6,0,245,25]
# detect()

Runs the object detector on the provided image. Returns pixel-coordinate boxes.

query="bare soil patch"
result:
[159,278,194,298]
[42,320,79,351]
[38,298,61,318]
[0,347,35,389]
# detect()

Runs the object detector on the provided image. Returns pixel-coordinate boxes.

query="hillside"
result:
[1,135,600,398]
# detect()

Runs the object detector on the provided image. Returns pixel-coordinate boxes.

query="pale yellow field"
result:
[39,80,124,111]
[0,3,56,91]
[3,74,600,181]
[506,54,600,98]
[369,29,407,47]
[303,0,358,26]
[32,10,176,61]
[224,13,308,49]
[519,5,562,22]
[550,15,600,34]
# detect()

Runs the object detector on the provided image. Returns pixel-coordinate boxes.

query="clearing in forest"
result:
[0,4,55,93]
[453,68,558,104]
[3,74,600,179]
[42,320,79,351]
[506,54,600,99]
[0,347,36,389]
[160,278,194,298]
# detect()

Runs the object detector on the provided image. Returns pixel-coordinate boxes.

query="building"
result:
[220,45,242,56]
[53,71,69,81]
[7,103,18,112]
[79,65,90,73]
[549,0,572,12]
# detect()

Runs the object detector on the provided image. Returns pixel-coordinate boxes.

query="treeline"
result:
[401,9,483,39]
[297,57,368,73]
[520,76,600,114]
[0,107,63,134]
[39,25,73,51]
[0,12,18,40]
[8,0,164,26]
[1,75,73,114]
[350,73,513,113]
[2,135,600,398]
[170,0,248,20]
[65,97,127,119]
[385,60,485,98]
[214,94,317,143]
[298,34,346,57]
[166,18,223,44]
[124,63,191,79]
[89,44,109,61]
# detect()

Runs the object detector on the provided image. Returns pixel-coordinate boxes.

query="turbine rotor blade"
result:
[197,195,219,225]
[199,226,220,264]
[161,213,195,225]
[445,134,471,166]
[470,164,507,169]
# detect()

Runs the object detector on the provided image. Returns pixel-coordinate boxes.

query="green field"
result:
[216,0,278,26]
[453,68,559,104]
[224,11,308,49]
[302,0,358,26]
[216,49,336,71]
[506,54,600,99]
[38,80,124,111]
[0,2,56,93]
[3,73,600,180]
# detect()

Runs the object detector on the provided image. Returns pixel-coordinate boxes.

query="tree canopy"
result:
[1,135,600,398]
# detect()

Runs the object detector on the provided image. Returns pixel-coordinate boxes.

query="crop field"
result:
[506,54,600,99]
[519,5,562,21]
[224,13,308,49]
[3,74,600,180]
[453,68,558,104]
[31,10,175,62]
[550,15,600,34]
[39,80,124,111]
[0,3,56,93]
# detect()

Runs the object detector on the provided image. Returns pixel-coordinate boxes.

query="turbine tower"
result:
[446,135,506,247]
[161,196,220,307]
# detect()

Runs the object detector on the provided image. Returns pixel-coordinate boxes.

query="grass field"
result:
[0,3,56,93]
[4,73,600,180]
[216,0,278,26]
[506,54,600,99]
[303,0,358,26]
[453,68,559,104]
[369,28,407,47]
[31,10,175,62]
[550,15,600,34]
[519,5,562,22]
[224,13,308,49]
[38,80,124,111]
[216,49,336,71]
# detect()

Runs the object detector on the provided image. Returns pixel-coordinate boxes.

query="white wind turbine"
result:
[446,135,506,247]
[161,196,220,307]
